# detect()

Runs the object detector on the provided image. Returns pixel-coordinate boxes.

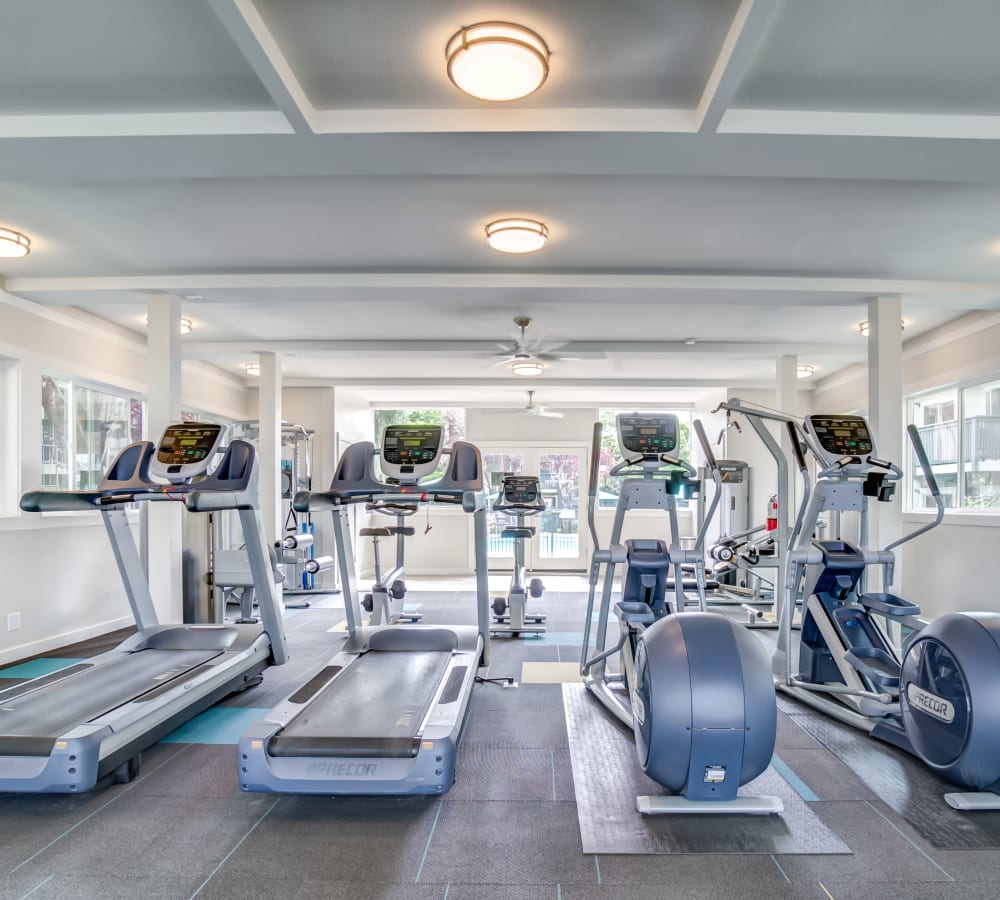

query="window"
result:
[908,378,1000,512]
[41,375,144,491]
[596,408,691,509]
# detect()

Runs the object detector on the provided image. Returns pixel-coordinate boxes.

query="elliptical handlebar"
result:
[692,418,722,552]
[587,421,603,550]
[884,425,945,552]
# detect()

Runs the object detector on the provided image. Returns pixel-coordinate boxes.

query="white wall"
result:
[0,292,252,664]
[812,311,1000,617]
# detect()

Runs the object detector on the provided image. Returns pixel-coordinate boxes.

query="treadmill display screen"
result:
[809,415,874,459]
[617,414,679,457]
[502,476,542,506]
[382,425,443,466]
[156,424,224,465]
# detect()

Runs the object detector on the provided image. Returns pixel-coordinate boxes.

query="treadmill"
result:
[3,423,287,793]
[238,424,490,795]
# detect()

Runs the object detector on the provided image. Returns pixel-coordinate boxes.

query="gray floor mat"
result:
[789,705,1000,849]
[563,684,850,855]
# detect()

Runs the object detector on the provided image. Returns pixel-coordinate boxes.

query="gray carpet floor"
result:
[1,587,998,899]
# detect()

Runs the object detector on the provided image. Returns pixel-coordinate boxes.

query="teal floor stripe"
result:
[536,631,584,646]
[161,707,269,745]
[771,753,820,802]
[0,657,86,679]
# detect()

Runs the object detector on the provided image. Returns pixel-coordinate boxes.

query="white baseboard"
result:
[0,616,134,667]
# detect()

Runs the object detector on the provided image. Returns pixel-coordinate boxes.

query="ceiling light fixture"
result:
[446,22,550,101]
[243,362,261,376]
[485,218,548,253]
[145,316,192,335]
[859,319,905,337]
[511,359,545,377]
[0,227,31,258]
[683,338,697,347]
[797,365,815,379]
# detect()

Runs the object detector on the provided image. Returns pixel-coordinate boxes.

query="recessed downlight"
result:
[446,22,550,101]
[485,218,548,254]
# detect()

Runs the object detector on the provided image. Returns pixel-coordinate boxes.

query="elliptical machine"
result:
[360,503,421,625]
[776,412,1000,810]
[580,413,782,815]
[491,474,546,637]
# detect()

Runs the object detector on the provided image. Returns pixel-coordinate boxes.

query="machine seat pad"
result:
[360,527,393,538]
[501,527,536,539]
[387,526,416,536]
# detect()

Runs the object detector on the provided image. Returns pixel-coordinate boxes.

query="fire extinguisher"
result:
[766,495,779,531]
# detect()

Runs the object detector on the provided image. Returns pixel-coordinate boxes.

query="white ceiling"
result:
[2,0,1000,409]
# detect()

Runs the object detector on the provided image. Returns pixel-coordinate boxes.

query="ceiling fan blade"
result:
[488,357,516,367]
[530,340,569,354]
[537,408,565,419]
[481,407,525,415]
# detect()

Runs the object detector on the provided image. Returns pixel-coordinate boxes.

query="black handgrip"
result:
[787,422,808,471]
[907,424,941,497]
[693,419,718,471]
[588,421,603,498]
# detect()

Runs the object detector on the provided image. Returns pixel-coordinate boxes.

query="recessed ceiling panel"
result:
[0,0,274,114]
[256,0,741,109]
[737,0,1000,114]
[4,175,1000,281]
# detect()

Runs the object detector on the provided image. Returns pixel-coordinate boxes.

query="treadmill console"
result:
[381,425,443,483]
[617,413,679,459]
[151,423,225,483]
[805,415,875,467]
[498,475,545,510]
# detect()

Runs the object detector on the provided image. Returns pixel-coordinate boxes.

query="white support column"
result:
[867,294,904,575]
[258,351,282,546]
[146,294,183,622]
[776,354,799,530]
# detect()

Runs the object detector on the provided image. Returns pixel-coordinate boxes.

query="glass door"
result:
[479,446,589,572]
[533,450,587,570]
[482,451,524,569]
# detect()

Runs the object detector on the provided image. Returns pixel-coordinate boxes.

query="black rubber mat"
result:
[789,704,1000,850]
[563,684,850,855]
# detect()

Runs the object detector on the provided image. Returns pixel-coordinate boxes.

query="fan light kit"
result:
[511,358,545,377]
[485,218,548,254]
[797,365,815,379]
[858,319,905,337]
[243,362,261,376]
[0,226,31,258]
[446,22,550,101]
[145,316,193,335]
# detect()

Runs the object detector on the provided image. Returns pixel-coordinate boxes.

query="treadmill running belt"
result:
[0,648,221,755]
[268,649,453,759]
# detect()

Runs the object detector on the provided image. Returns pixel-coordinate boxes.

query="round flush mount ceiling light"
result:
[0,227,31,258]
[485,218,548,254]
[858,319,905,337]
[511,359,545,377]
[797,365,815,379]
[145,316,192,335]
[243,362,261,376]
[446,22,550,101]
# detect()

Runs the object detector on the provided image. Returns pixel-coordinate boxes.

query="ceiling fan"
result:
[483,390,565,419]
[490,316,583,373]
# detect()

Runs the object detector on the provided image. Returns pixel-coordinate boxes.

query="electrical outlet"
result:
[7,612,21,632]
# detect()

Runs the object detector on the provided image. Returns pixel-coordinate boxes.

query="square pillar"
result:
[146,294,183,622]
[258,352,282,546]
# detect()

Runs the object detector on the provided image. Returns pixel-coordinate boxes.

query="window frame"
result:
[906,372,1000,516]
[41,372,146,493]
